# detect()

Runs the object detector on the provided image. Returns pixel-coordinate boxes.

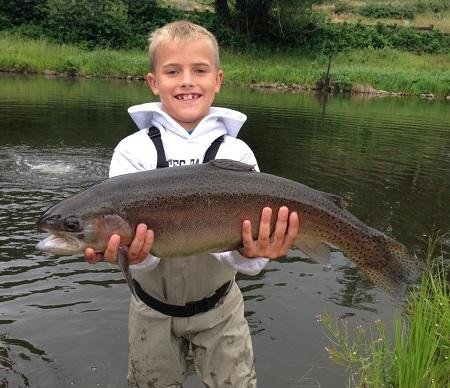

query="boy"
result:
[85,21,299,387]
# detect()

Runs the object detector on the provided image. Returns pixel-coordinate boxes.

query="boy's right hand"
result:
[84,223,154,265]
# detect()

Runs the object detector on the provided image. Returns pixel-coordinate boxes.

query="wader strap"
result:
[203,135,224,163]
[147,126,224,168]
[147,126,169,168]
[133,279,232,317]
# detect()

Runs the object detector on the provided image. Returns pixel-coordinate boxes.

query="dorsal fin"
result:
[320,191,348,209]
[209,159,256,172]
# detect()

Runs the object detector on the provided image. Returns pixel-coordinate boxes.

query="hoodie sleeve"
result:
[109,149,144,178]
[109,130,156,178]
[211,252,269,276]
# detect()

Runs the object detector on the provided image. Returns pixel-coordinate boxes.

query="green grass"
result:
[0,32,148,78]
[319,232,450,387]
[1,32,449,96]
[222,48,450,95]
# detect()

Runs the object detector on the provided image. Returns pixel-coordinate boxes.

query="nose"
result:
[180,71,193,87]
[36,214,61,230]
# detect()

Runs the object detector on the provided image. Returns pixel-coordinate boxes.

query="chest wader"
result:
[132,126,232,317]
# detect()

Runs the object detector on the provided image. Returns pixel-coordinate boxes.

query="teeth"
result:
[177,94,199,101]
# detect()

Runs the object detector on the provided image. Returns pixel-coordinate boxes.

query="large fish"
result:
[36,159,425,296]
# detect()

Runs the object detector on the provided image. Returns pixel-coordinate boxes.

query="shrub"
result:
[1,1,448,55]
[0,0,46,25]
[55,58,79,76]
[312,22,449,54]
[125,0,184,49]
[43,0,131,49]
[359,3,416,20]
[334,1,355,15]
[389,27,449,53]
[427,0,450,13]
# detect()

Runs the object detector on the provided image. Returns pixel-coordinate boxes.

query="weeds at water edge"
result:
[319,231,450,387]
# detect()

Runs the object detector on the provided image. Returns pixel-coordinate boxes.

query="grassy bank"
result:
[317,0,450,33]
[1,32,449,97]
[319,233,450,387]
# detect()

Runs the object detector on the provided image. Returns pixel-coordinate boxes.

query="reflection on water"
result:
[0,74,449,387]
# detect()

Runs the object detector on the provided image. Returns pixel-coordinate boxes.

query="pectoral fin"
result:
[294,235,331,266]
[117,246,137,298]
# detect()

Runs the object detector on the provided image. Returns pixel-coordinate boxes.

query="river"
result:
[0,74,449,387]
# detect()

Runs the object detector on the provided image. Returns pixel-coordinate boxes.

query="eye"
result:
[165,69,178,76]
[63,216,81,232]
[195,67,208,74]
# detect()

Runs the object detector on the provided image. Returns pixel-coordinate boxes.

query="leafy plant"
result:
[359,3,417,20]
[55,58,78,76]
[320,232,450,388]
[43,0,131,49]
[334,1,355,15]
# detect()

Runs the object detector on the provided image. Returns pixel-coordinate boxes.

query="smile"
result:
[175,94,201,101]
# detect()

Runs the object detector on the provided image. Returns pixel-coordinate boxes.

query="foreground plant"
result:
[320,232,449,387]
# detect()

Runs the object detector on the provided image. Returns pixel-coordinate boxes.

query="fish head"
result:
[36,205,133,256]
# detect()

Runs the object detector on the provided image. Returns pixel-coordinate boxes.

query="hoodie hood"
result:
[128,102,247,140]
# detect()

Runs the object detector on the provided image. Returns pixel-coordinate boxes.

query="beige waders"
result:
[128,255,257,388]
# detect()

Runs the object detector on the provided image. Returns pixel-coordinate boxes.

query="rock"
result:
[43,69,57,75]
[352,83,375,94]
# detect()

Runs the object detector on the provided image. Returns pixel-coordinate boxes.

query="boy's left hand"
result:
[240,207,299,259]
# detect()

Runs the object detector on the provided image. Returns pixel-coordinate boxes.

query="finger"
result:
[130,229,154,265]
[103,234,121,263]
[128,223,148,262]
[257,207,272,250]
[84,247,100,264]
[280,211,300,253]
[140,229,154,257]
[241,219,256,255]
[271,206,290,249]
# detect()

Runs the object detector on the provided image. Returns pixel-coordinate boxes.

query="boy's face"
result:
[147,39,224,131]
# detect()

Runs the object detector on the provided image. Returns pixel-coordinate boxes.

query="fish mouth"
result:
[36,233,82,255]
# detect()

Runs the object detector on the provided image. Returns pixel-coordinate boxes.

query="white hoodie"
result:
[109,102,269,281]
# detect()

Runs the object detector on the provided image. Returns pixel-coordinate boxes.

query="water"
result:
[0,74,449,387]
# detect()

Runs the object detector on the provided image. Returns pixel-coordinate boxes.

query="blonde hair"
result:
[148,20,220,70]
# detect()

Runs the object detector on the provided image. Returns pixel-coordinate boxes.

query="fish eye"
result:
[63,216,81,232]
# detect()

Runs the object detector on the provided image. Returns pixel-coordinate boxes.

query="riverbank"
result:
[1,33,449,98]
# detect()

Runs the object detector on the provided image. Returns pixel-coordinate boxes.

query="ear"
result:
[147,73,159,96]
[215,69,224,93]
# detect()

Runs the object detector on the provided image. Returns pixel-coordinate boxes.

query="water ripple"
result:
[0,78,448,387]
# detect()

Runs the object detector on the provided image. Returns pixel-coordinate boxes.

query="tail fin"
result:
[362,232,427,297]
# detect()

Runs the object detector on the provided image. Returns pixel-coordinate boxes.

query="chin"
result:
[177,114,206,126]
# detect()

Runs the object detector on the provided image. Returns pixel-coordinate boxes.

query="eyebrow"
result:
[161,62,212,68]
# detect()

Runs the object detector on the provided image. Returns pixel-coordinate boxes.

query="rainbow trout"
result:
[36,159,425,296]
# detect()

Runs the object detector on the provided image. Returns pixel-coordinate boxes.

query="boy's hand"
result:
[84,223,154,265]
[240,207,299,259]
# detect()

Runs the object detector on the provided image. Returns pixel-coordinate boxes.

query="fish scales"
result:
[36,159,426,296]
